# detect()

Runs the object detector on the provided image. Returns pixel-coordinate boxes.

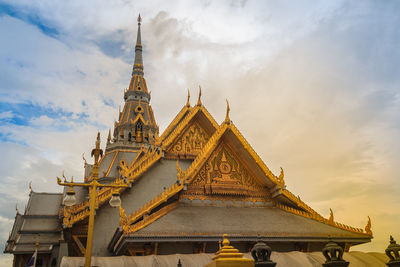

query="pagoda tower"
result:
[107,14,158,152]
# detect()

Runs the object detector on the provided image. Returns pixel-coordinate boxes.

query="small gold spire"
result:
[224,99,230,124]
[62,171,67,182]
[91,132,103,165]
[365,216,372,235]
[107,129,111,143]
[222,233,230,246]
[82,153,87,165]
[278,167,285,187]
[16,204,19,214]
[29,181,32,194]
[138,13,142,25]
[197,86,202,106]
[329,208,334,223]
[176,160,183,179]
[186,89,191,107]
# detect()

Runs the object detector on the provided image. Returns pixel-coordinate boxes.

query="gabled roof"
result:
[114,119,372,244]
[160,103,219,152]
[4,192,63,254]
[159,104,192,142]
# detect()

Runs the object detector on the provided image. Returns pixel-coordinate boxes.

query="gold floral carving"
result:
[169,122,210,155]
[187,143,266,197]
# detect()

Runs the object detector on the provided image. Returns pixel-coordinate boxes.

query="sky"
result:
[0,0,399,265]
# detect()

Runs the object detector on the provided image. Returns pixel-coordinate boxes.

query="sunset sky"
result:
[1,0,399,265]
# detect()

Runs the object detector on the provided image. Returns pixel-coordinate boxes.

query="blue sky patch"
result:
[0,3,59,38]
[0,101,88,128]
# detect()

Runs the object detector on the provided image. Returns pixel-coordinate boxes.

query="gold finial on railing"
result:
[91,132,103,165]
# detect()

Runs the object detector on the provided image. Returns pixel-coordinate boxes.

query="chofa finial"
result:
[224,99,230,124]
[329,208,334,223]
[186,89,191,107]
[107,129,111,143]
[28,181,33,194]
[197,86,202,106]
[16,204,19,214]
[82,153,87,165]
[365,216,372,235]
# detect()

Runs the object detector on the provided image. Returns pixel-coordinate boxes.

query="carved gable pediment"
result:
[167,121,210,156]
[162,105,219,159]
[185,142,268,199]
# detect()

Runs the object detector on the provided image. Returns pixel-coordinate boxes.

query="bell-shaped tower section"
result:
[107,15,158,152]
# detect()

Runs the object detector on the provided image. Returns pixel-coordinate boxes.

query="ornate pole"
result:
[57,133,130,267]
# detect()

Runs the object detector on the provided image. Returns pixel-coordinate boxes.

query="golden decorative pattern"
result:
[61,149,163,228]
[160,105,219,148]
[169,122,210,155]
[187,143,265,197]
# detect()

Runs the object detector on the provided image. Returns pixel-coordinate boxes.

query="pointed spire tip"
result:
[197,86,202,106]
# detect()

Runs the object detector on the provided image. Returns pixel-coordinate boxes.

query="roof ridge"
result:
[160,105,191,141]
[276,203,370,236]
[62,149,163,228]
[161,105,219,149]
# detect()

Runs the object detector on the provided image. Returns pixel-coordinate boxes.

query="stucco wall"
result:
[91,158,192,256]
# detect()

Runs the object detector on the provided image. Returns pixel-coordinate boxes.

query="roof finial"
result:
[82,153,87,166]
[16,204,19,214]
[186,89,191,107]
[29,181,33,194]
[91,132,103,165]
[365,216,372,235]
[197,86,202,106]
[107,129,111,143]
[329,208,334,223]
[132,13,144,76]
[224,99,230,124]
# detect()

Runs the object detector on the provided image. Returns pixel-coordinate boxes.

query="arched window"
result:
[135,121,143,132]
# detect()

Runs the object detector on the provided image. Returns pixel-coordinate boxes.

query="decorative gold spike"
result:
[176,160,183,178]
[62,171,67,182]
[224,99,230,124]
[96,132,100,149]
[16,204,19,214]
[71,176,74,183]
[186,89,191,107]
[197,86,202,106]
[138,13,142,24]
[365,216,372,235]
[91,132,103,165]
[29,181,32,193]
[278,167,285,187]
[82,153,87,165]
[107,129,111,143]
[329,208,334,223]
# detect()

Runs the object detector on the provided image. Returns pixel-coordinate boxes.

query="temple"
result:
[4,16,373,267]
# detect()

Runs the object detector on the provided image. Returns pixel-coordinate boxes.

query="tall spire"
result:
[132,14,144,76]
